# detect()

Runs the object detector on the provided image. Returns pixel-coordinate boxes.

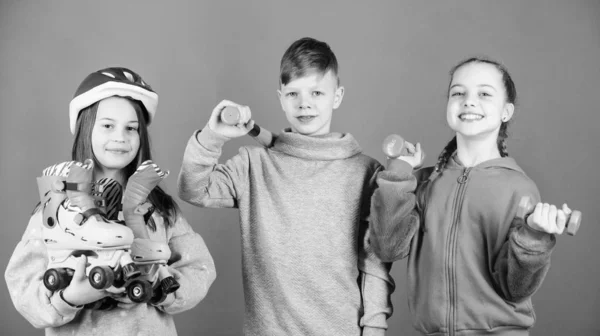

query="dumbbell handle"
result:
[220,106,274,147]
[516,196,581,236]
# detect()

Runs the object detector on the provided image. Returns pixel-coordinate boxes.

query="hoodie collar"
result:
[272,128,362,160]
[446,153,525,173]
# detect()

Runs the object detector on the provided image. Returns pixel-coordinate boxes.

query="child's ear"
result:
[333,86,345,109]
[277,89,284,110]
[502,102,515,122]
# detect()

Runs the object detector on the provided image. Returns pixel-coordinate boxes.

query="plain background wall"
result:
[1,1,599,335]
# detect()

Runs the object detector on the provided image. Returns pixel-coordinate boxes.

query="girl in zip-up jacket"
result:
[368,57,572,336]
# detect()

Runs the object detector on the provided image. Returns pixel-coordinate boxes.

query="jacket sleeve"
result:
[367,159,419,262]
[358,164,397,335]
[177,126,250,208]
[4,210,83,328]
[156,214,216,314]
[492,190,556,303]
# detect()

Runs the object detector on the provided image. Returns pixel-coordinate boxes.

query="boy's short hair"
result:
[280,37,339,86]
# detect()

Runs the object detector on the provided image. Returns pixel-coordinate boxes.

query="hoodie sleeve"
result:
[156,214,216,314]
[177,127,250,208]
[367,160,420,263]
[4,210,83,329]
[492,188,556,303]
[357,163,398,335]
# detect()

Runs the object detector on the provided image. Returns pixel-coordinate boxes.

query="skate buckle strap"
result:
[94,198,107,208]
[53,181,94,193]
[74,208,105,225]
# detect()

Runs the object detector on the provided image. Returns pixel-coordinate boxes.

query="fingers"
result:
[403,141,416,155]
[529,203,564,235]
[117,302,137,310]
[556,209,567,235]
[562,203,572,216]
[245,119,256,132]
[73,255,88,280]
[237,105,252,125]
[105,286,126,295]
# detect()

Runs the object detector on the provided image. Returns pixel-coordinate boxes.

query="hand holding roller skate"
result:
[516,196,581,236]
[382,134,425,171]
[218,104,274,147]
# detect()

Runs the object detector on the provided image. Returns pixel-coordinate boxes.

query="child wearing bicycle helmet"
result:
[5,67,216,336]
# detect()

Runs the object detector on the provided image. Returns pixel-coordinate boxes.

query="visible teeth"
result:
[460,114,483,120]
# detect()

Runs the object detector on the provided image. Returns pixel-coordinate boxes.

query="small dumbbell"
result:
[516,196,581,236]
[382,134,411,158]
[220,106,274,147]
[382,134,412,171]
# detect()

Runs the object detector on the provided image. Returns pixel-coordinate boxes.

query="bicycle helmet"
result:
[69,67,158,134]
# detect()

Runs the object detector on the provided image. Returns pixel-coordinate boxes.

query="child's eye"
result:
[313,91,324,96]
[127,126,139,132]
[101,124,114,129]
[286,92,297,98]
[451,92,464,97]
[479,92,492,97]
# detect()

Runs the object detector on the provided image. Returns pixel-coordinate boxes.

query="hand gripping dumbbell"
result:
[382,134,411,172]
[221,106,275,147]
[516,196,582,236]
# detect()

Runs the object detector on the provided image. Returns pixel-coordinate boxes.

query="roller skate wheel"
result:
[43,268,72,291]
[161,276,180,295]
[127,279,153,303]
[122,263,141,280]
[89,266,115,290]
[150,286,168,306]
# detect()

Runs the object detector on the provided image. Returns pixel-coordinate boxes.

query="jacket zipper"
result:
[447,167,471,336]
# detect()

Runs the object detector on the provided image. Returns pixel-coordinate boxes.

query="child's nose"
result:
[298,94,312,109]
[463,94,476,107]
[112,129,128,142]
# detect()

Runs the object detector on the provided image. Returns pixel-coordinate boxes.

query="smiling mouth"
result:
[106,149,129,154]
[297,116,316,122]
[459,113,484,121]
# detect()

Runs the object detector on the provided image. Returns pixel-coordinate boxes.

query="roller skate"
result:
[37,160,140,295]
[122,160,180,305]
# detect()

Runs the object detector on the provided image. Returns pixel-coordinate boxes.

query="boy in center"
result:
[178,37,393,336]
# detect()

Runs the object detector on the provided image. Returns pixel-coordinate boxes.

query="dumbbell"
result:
[382,134,412,171]
[220,106,275,147]
[382,134,410,158]
[516,196,581,236]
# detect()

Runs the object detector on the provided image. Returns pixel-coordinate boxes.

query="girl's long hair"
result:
[70,97,179,229]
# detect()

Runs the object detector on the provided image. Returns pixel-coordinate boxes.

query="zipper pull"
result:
[457,168,471,184]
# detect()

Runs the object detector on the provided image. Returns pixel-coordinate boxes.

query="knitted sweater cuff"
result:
[194,126,230,152]
[362,326,386,336]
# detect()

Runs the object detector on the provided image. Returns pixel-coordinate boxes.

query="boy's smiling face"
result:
[277,70,344,136]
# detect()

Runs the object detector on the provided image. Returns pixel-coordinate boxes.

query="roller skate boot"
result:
[122,160,180,304]
[37,160,139,293]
